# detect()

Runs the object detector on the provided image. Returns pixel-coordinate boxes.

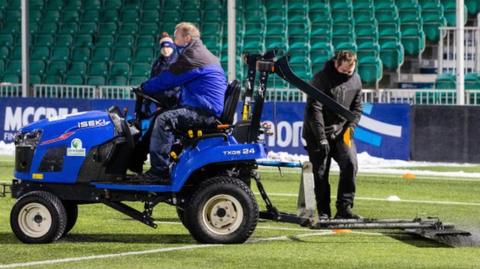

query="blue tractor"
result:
[7,53,470,245]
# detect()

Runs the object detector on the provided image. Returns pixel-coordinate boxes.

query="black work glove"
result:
[318,138,330,154]
[325,123,345,140]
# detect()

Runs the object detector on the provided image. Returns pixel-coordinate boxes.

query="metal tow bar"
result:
[0,183,11,197]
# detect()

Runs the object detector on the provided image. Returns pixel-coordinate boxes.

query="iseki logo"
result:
[77,119,108,128]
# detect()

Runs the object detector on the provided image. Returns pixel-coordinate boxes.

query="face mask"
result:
[176,43,188,54]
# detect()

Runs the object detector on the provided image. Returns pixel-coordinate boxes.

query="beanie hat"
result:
[159,32,174,49]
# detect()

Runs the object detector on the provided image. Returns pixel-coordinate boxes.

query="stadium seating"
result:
[0,0,478,88]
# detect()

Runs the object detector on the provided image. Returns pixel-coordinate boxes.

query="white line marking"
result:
[0,244,221,269]
[255,192,480,206]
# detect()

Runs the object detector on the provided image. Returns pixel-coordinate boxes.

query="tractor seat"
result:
[182,79,241,138]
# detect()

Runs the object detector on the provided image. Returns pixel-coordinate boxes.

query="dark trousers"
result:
[149,107,216,174]
[306,138,358,217]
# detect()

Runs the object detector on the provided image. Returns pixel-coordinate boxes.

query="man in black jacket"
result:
[302,50,363,219]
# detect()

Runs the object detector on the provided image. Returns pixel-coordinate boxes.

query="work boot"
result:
[318,213,330,221]
[334,205,362,220]
[133,170,170,184]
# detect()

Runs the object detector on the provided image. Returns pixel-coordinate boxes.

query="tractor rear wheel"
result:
[184,177,258,244]
[10,191,67,243]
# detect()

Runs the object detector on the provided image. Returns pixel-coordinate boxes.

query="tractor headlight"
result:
[16,129,43,147]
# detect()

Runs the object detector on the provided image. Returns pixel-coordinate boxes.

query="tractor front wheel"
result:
[184,177,258,244]
[10,191,67,243]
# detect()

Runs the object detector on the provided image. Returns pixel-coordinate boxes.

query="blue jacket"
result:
[142,39,227,118]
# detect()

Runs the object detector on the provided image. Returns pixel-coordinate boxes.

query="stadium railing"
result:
[1,84,480,105]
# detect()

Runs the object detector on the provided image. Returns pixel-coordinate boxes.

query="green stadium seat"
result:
[203,10,224,23]
[72,47,90,62]
[64,0,81,11]
[30,60,45,76]
[100,10,119,23]
[203,35,222,51]
[29,0,44,10]
[244,22,266,36]
[2,74,20,83]
[42,10,60,23]
[443,1,468,26]
[30,46,50,61]
[245,0,263,10]
[132,63,151,77]
[357,56,382,85]
[309,0,329,11]
[134,48,155,63]
[265,36,288,51]
[129,76,146,86]
[182,10,201,24]
[108,75,128,86]
[465,73,480,89]
[374,0,395,10]
[38,22,58,35]
[354,9,376,24]
[162,10,181,24]
[121,10,140,23]
[137,35,155,48]
[401,23,426,55]
[65,75,84,85]
[182,0,201,9]
[245,9,266,23]
[45,0,62,11]
[332,10,354,24]
[355,23,378,45]
[353,0,374,10]
[62,10,80,23]
[290,63,312,81]
[289,36,310,50]
[375,8,400,24]
[119,23,138,35]
[112,47,132,62]
[116,35,134,47]
[5,9,20,22]
[163,0,181,9]
[55,34,73,47]
[202,23,222,36]
[58,23,78,35]
[89,61,108,76]
[84,0,101,10]
[73,34,93,48]
[0,34,14,47]
[47,61,67,76]
[396,0,418,10]
[243,36,265,53]
[104,0,122,10]
[289,23,311,37]
[10,47,21,60]
[435,73,456,89]
[288,0,308,10]
[311,24,332,42]
[139,23,158,36]
[309,8,332,24]
[44,74,63,84]
[50,47,70,61]
[110,62,130,76]
[203,0,223,10]
[335,42,358,52]
[267,9,288,24]
[95,35,114,47]
[423,9,447,42]
[143,0,161,10]
[92,47,111,62]
[67,62,88,76]
[288,9,310,23]
[98,23,117,35]
[29,10,42,23]
[77,23,97,35]
[29,75,42,84]
[88,76,106,86]
[142,11,160,23]
[35,34,55,46]
[123,0,140,10]
[466,0,479,15]
[380,41,404,70]
[82,10,99,23]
